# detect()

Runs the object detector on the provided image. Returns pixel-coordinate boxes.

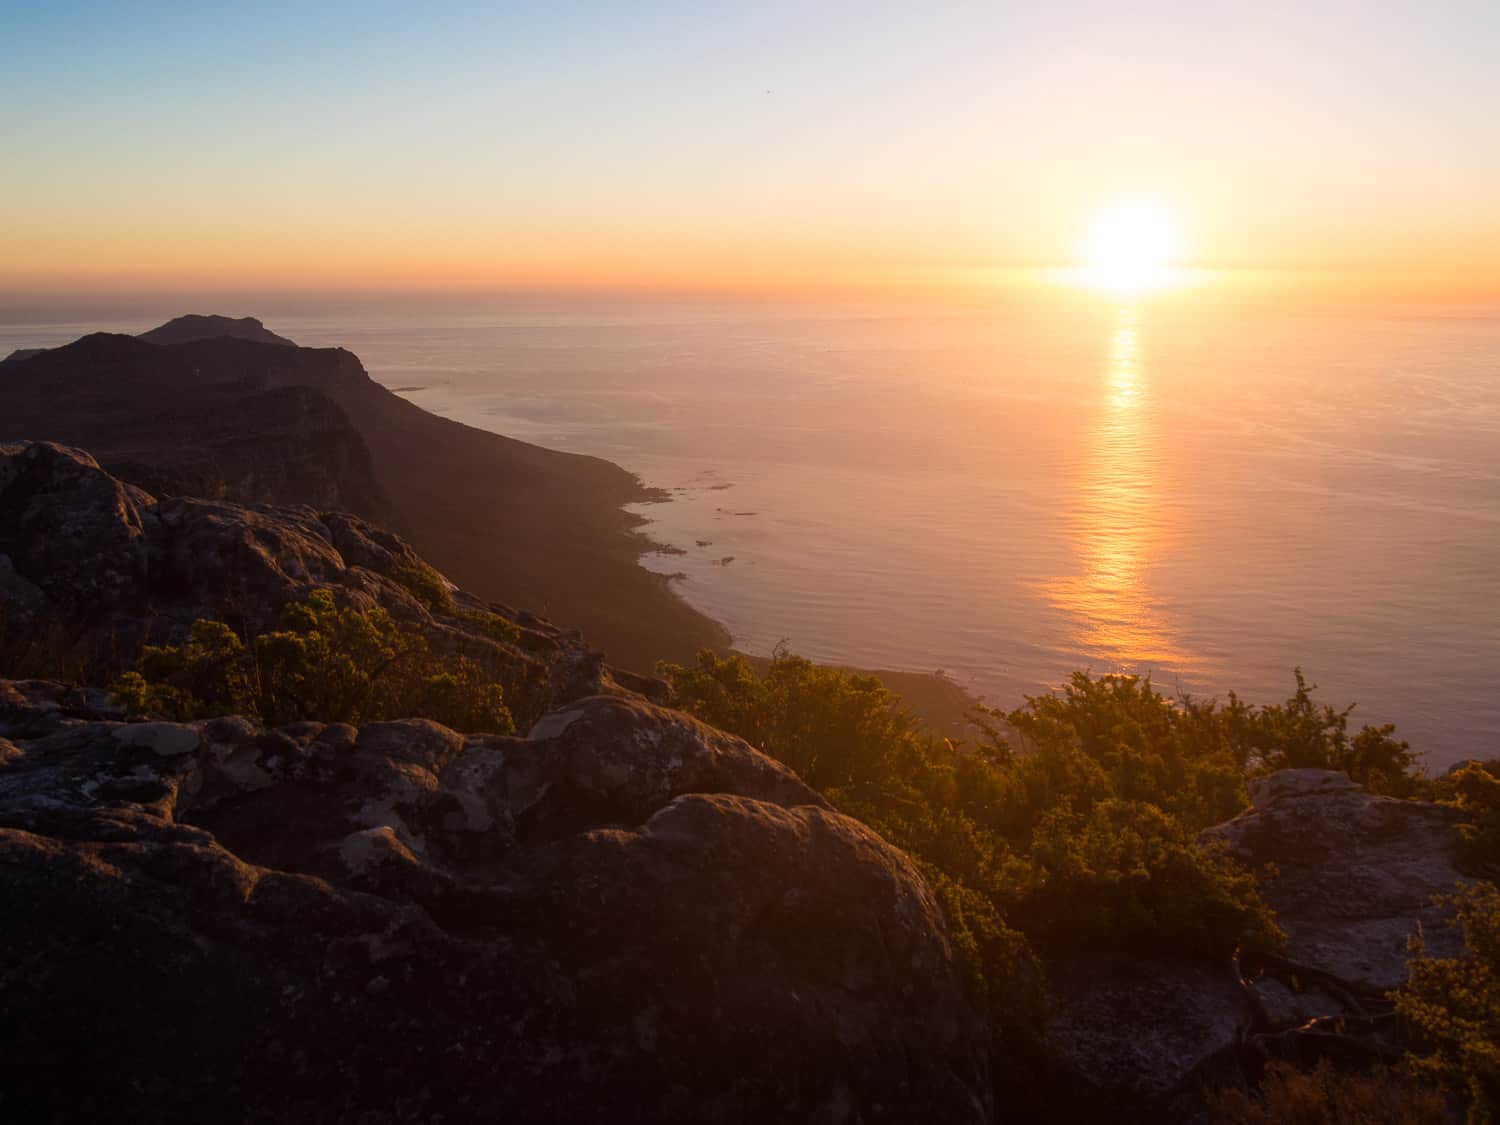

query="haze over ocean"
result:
[5,290,1497,768]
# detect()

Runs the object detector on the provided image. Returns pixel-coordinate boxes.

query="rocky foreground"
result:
[0,681,991,1123]
[0,442,1477,1122]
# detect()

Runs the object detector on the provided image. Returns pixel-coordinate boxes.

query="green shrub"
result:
[1430,761,1500,876]
[112,589,514,734]
[1395,882,1500,1121]
[659,647,920,793]
[113,619,254,719]
[1240,668,1421,796]
[981,671,1254,835]
[392,561,455,612]
[455,608,522,645]
[390,560,522,645]
[1009,798,1280,957]
[408,657,514,734]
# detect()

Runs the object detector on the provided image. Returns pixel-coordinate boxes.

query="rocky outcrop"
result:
[0,679,991,1124]
[0,440,626,727]
[1043,957,1253,1117]
[0,333,393,518]
[1203,768,1470,996]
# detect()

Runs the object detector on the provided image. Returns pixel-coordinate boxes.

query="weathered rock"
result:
[1249,976,1347,1031]
[1044,956,1254,1113]
[0,681,991,1124]
[1201,768,1469,995]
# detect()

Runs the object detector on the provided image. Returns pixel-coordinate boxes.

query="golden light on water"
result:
[1070,200,1189,297]
[1043,307,1187,667]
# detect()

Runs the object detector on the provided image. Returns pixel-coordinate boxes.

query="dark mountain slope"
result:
[0,334,392,518]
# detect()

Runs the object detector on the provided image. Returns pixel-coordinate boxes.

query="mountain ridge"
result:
[138,312,296,347]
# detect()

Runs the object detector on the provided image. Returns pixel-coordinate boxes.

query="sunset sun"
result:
[1076,201,1186,296]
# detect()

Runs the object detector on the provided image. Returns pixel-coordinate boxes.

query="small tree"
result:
[113,590,514,734]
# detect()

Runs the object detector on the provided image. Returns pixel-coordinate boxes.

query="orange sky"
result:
[4,3,1498,298]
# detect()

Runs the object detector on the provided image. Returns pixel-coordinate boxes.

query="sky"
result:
[2,0,1498,296]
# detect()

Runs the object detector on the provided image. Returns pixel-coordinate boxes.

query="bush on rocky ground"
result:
[113,589,514,733]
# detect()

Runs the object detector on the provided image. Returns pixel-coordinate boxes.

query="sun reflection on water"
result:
[1043,306,1186,668]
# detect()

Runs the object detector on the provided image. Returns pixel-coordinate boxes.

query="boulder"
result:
[1044,956,1253,1114]
[1201,768,1470,995]
[0,681,991,1124]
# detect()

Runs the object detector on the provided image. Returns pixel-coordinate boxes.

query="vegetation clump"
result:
[455,607,522,645]
[113,589,514,733]
[392,560,456,612]
[391,559,523,644]
[1431,760,1500,877]
[1395,882,1500,1121]
[1236,668,1421,797]
[1207,1060,1446,1124]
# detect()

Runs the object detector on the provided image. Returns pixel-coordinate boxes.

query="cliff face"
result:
[0,442,991,1123]
[0,317,729,672]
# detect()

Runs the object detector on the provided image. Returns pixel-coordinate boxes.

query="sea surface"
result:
[4,290,1498,769]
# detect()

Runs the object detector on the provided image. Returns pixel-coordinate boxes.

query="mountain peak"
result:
[138,314,295,347]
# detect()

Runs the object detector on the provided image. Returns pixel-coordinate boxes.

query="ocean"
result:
[4,289,1497,770]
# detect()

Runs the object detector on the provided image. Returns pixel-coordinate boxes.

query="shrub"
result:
[659,647,919,793]
[1394,882,1500,1121]
[113,618,254,719]
[392,561,455,612]
[1009,798,1280,957]
[1240,668,1421,796]
[981,671,1254,835]
[1431,761,1500,877]
[112,589,514,734]
[1207,1060,1445,1124]
[391,560,522,645]
[455,608,522,645]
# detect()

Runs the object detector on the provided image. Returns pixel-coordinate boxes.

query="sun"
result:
[1075,200,1186,296]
